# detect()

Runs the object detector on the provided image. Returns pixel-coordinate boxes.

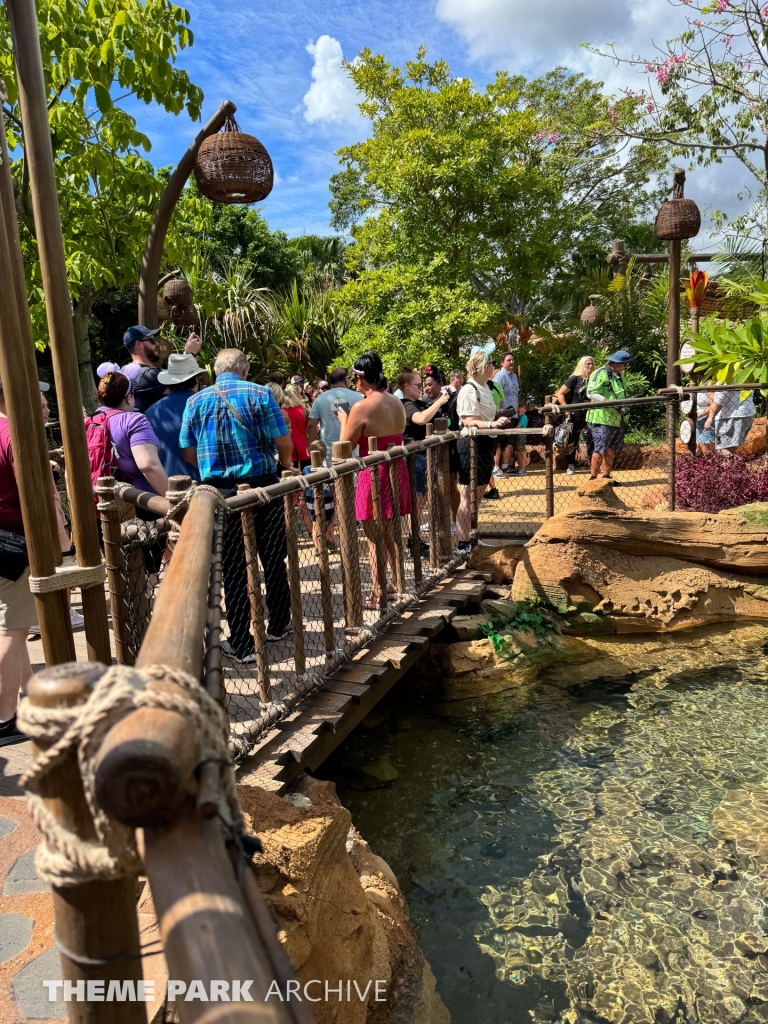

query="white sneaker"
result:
[27,623,40,637]
[451,523,457,535]
[70,609,85,629]
[566,465,575,475]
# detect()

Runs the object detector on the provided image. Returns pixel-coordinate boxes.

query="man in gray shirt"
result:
[306,367,364,458]
[492,352,521,477]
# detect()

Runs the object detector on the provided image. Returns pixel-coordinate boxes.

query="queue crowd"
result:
[0,326,757,743]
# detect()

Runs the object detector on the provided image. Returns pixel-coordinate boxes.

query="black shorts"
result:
[448,440,460,475]
[457,435,496,487]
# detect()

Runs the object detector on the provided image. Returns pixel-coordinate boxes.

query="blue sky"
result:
[128,0,750,243]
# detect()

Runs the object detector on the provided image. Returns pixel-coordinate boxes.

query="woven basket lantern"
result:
[163,278,193,307]
[170,303,200,327]
[655,168,700,240]
[194,116,273,204]
[156,297,172,322]
[580,295,602,326]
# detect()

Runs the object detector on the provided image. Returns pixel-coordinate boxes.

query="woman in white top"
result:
[705,388,756,453]
[455,348,512,552]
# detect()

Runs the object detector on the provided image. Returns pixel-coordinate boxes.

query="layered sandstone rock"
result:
[512,480,768,632]
[467,544,524,584]
[237,776,450,1024]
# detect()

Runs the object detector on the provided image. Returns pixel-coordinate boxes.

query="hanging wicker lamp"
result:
[156,297,172,322]
[170,303,200,327]
[194,116,274,204]
[580,295,602,326]
[655,168,700,240]
[163,278,193,306]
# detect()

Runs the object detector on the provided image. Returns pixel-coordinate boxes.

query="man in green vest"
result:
[586,349,631,483]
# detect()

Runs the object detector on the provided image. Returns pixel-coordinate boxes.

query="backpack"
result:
[443,388,460,432]
[554,420,573,452]
[84,409,121,503]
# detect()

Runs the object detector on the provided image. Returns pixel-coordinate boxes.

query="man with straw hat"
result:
[145,353,204,481]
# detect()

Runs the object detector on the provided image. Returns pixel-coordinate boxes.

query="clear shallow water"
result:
[319,625,768,1024]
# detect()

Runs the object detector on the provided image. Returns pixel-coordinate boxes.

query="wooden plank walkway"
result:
[236,571,487,794]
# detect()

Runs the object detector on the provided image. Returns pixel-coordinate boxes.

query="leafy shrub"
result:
[675,453,768,513]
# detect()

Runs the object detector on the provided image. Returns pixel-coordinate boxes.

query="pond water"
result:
[319,624,768,1024]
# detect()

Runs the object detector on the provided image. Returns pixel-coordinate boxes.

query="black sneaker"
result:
[484,489,501,500]
[266,628,291,642]
[456,542,471,555]
[0,715,26,747]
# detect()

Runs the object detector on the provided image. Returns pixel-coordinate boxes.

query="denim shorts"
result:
[414,451,427,496]
[696,415,715,445]
[591,424,625,454]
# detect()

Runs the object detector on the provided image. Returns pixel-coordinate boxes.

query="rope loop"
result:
[28,563,106,594]
[17,663,242,888]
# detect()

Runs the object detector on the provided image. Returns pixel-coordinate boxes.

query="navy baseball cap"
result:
[607,350,632,363]
[123,325,160,348]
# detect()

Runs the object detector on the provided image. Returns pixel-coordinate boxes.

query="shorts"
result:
[414,452,427,497]
[0,568,37,631]
[696,415,715,445]
[716,416,753,450]
[448,441,460,476]
[514,434,527,453]
[457,435,496,487]
[590,424,625,455]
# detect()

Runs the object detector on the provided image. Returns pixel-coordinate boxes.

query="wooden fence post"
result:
[367,438,388,610]
[544,430,555,519]
[667,398,677,512]
[386,449,406,595]
[406,452,423,585]
[469,428,478,547]
[121,501,150,655]
[425,425,439,568]
[310,446,336,655]
[238,485,271,704]
[96,477,133,666]
[331,441,363,629]
[27,662,145,1024]
[282,472,306,675]
[434,417,452,558]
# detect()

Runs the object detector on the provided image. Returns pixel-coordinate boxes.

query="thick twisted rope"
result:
[29,562,106,594]
[17,663,242,888]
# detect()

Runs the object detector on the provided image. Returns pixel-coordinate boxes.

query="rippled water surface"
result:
[319,624,768,1023]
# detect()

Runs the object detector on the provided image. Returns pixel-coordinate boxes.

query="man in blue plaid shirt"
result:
[181,349,293,660]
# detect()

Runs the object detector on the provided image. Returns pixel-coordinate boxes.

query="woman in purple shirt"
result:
[96,370,169,495]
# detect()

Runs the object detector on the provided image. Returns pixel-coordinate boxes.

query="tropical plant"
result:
[0,0,206,410]
[274,282,363,379]
[680,312,768,385]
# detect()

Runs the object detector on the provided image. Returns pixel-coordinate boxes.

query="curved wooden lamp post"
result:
[137,99,236,328]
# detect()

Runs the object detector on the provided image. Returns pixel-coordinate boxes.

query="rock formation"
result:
[512,480,768,632]
[237,775,450,1024]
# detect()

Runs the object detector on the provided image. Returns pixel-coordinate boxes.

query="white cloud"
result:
[303,35,361,124]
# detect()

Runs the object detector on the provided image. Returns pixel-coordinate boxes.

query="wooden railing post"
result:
[96,477,133,666]
[367,438,388,610]
[331,441,363,629]
[434,418,452,559]
[238,485,271,703]
[310,445,336,654]
[121,499,150,653]
[282,472,306,675]
[406,451,423,584]
[469,428,479,547]
[544,428,555,519]
[667,397,678,511]
[386,448,406,595]
[425,425,439,568]
[27,662,145,1024]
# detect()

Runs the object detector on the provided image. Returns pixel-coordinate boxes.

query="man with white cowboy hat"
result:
[144,353,203,481]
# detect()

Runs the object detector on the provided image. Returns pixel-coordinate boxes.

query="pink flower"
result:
[607,105,618,123]
[747,59,752,70]
[715,0,728,10]
[762,4,768,15]
[656,65,671,84]
[647,101,656,112]
[724,33,733,47]
[645,61,657,72]
[534,130,545,141]
[547,130,561,143]
[694,18,704,25]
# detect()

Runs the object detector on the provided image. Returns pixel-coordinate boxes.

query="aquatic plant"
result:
[480,600,563,659]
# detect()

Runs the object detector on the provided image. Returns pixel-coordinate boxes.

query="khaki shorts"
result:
[0,568,37,631]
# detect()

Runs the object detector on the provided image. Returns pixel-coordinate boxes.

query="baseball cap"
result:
[123,325,160,348]
[607,350,632,364]
[317,381,329,392]
[290,375,305,387]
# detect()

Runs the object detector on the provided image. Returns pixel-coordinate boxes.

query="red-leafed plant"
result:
[675,452,768,513]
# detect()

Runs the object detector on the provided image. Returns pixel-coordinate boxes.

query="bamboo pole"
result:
[367,438,388,610]
[6,0,112,664]
[406,453,422,584]
[331,441,363,629]
[386,449,406,595]
[0,97,73,665]
[238,485,271,704]
[95,478,133,666]
[282,472,306,676]
[27,662,145,1024]
[310,446,336,655]
[425,424,439,569]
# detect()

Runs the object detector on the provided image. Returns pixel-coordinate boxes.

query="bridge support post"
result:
[332,441,363,629]
[238,485,271,702]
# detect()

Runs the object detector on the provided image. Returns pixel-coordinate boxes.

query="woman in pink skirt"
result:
[339,351,410,607]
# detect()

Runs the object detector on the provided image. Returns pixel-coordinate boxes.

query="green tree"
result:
[0,0,205,409]
[331,51,665,368]
[197,202,302,290]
